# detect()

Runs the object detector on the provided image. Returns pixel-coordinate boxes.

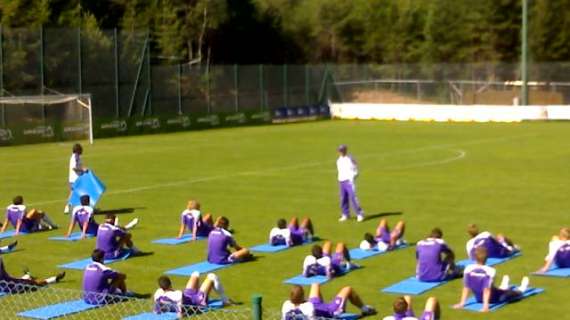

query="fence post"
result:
[40,25,45,96]
[234,64,239,112]
[177,63,182,115]
[259,64,264,111]
[283,64,288,107]
[251,294,262,320]
[305,64,310,106]
[114,28,120,118]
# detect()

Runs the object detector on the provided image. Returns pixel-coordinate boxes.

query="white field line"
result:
[28,134,530,206]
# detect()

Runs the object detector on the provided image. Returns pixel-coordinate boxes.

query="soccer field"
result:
[1,120,569,319]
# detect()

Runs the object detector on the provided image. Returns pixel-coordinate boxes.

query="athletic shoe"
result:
[357,215,365,222]
[361,305,377,316]
[7,241,17,251]
[55,272,66,282]
[517,276,529,293]
[63,205,70,214]
[338,215,348,222]
[499,275,510,290]
[125,218,139,230]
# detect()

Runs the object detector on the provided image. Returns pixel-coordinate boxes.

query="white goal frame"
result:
[0,94,93,144]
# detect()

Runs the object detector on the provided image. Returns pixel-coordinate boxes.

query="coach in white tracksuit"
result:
[337,145,364,222]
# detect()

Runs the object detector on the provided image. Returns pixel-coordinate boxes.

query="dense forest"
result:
[0,0,569,64]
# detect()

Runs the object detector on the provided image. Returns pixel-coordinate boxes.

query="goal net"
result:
[0,94,93,144]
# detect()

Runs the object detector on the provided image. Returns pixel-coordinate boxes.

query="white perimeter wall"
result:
[330,103,570,122]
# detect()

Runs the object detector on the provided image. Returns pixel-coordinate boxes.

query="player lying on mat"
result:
[303,241,356,279]
[177,200,214,240]
[466,224,519,260]
[537,227,570,273]
[83,249,137,304]
[1,195,58,235]
[207,216,252,264]
[453,246,529,312]
[416,227,463,282]
[0,257,65,293]
[282,284,376,319]
[269,217,314,247]
[383,296,440,320]
[154,273,234,316]
[96,213,141,259]
[360,219,405,251]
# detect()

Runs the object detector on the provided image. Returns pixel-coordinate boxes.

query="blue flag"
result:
[69,171,106,206]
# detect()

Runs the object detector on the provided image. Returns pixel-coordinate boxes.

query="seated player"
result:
[0,240,17,254]
[207,216,252,264]
[96,213,140,259]
[538,227,570,273]
[303,241,355,279]
[282,284,375,319]
[453,246,529,312]
[360,219,406,251]
[154,273,232,316]
[269,217,314,247]
[466,224,519,260]
[177,200,214,240]
[83,249,129,305]
[1,195,57,235]
[0,256,65,293]
[383,296,440,320]
[65,195,99,239]
[416,228,463,282]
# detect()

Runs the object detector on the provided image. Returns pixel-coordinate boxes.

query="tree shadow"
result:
[363,212,403,221]
[94,207,145,215]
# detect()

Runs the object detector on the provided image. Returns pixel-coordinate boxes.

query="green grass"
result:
[1,119,570,319]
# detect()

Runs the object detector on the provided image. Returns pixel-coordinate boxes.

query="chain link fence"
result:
[0,280,255,320]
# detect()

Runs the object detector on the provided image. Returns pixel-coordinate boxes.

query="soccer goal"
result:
[0,94,93,144]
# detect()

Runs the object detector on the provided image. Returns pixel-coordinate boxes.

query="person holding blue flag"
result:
[65,143,88,214]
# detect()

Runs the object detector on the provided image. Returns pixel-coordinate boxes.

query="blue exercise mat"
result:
[49,232,94,242]
[349,243,409,260]
[58,250,132,270]
[456,252,521,268]
[123,300,223,320]
[250,238,316,253]
[0,230,27,240]
[335,313,359,320]
[165,262,231,276]
[0,292,6,297]
[532,266,570,278]
[382,277,449,295]
[462,287,544,312]
[17,299,100,319]
[284,266,360,285]
[69,170,106,207]
[152,235,206,245]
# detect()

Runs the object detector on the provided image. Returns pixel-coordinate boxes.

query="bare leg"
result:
[118,233,134,250]
[199,277,213,296]
[403,295,413,312]
[322,241,332,256]
[289,217,299,229]
[300,218,314,235]
[230,247,251,261]
[26,209,44,222]
[425,297,440,320]
[185,273,200,290]
[309,283,322,300]
[110,275,127,293]
[376,219,388,237]
[202,213,213,226]
[337,286,363,308]
[497,233,515,247]
[335,242,350,261]
[390,221,406,246]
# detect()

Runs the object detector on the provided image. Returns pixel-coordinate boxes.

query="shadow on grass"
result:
[94,207,146,215]
[364,212,403,221]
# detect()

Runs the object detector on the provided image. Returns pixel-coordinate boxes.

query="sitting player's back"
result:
[207,228,233,264]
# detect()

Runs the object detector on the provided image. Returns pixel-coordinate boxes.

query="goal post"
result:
[0,94,93,144]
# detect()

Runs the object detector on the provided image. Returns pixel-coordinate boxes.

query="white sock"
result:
[21,274,31,280]
[517,276,529,292]
[499,275,510,290]
[64,205,70,213]
[125,218,139,230]
[0,245,8,253]
[207,273,227,302]
[45,276,57,284]
[114,217,119,226]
